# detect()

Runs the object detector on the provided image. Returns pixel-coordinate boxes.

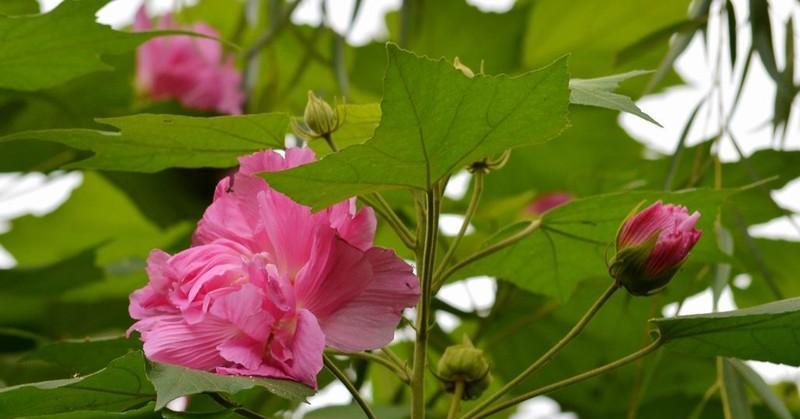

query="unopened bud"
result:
[436,336,491,400]
[609,201,702,296]
[293,91,342,140]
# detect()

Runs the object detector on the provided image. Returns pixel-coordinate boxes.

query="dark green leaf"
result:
[22,337,141,375]
[653,297,800,365]
[263,44,569,209]
[0,113,289,173]
[0,0,38,16]
[15,403,159,419]
[147,362,313,410]
[0,248,103,296]
[749,0,780,82]
[0,352,154,418]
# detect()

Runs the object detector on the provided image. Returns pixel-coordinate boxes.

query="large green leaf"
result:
[0,113,289,173]
[263,44,569,209]
[0,352,154,418]
[147,362,313,410]
[0,0,153,91]
[0,0,38,15]
[22,337,141,375]
[14,403,160,419]
[452,188,733,300]
[653,297,800,365]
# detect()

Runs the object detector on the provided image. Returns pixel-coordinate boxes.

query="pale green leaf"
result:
[569,70,662,126]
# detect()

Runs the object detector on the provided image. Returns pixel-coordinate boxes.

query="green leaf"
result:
[569,70,661,126]
[1,172,189,268]
[0,0,38,16]
[22,337,141,375]
[0,0,153,91]
[0,248,103,295]
[147,362,313,410]
[0,351,154,418]
[749,0,780,82]
[263,44,569,209]
[0,113,289,173]
[453,188,733,300]
[303,404,409,419]
[729,359,793,419]
[653,297,800,365]
[15,403,160,419]
[719,358,754,419]
[308,103,381,157]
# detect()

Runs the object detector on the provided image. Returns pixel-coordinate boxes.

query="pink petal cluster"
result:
[617,201,702,277]
[129,148,420,387]
[527,192,573,215]
[133,8,243,115]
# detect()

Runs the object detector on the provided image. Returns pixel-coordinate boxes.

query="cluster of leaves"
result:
[0,0,799,418]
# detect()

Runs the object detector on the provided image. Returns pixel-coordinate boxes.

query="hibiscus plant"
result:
[1,1,800,419]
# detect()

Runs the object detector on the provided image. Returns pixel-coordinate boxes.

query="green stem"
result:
[687,381,720,419]
[360,194,417,249]
[322,133,339,152]
[208,392,269,419]
[447,381,466,419]
[325,349,410,383]
[466,339,663,419]
[381,348,409,374]
[433,219,542,291]
[462,282,620,419]
[411,189,440,419]
[435,172,484,279]
[323,354,377,419]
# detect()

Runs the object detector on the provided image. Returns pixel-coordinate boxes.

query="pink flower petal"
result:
[318,248,419,352]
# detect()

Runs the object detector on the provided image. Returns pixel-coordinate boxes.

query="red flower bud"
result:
[609,201,702,295]
[527,192,573,215]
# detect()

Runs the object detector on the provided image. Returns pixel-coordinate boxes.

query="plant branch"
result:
[208,392,269,419]
[466,339,663,419]
[411,189,441,419]
[360,193,417,249]
[435,172,484,279]
[325,349,410,383]
[323,354,377,419]
[433,219,542,291]
[462,282,620,419]
[447,380,466,419]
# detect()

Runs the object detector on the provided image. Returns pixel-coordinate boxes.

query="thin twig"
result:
[208,392,270,419]
[435,172,484,279]
[466,339,663,419]
[323,354,377,419]
[461,282,620,419]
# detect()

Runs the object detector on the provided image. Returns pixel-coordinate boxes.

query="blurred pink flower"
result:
[610,201,702,295]
[527,191,573,215]
[129,148,419,387]
[133,7,243,114]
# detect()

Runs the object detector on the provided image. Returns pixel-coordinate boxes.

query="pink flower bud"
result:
[609,201,702,295]
[527,192,573,215]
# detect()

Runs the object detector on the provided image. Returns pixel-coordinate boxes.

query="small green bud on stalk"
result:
[436,336,491,400]
[292,91,344,144]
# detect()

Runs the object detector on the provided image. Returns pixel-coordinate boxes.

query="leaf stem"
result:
[461,282,620,419]
[466,338,663,419]
[433,219,542,291]
[360,193,417,250]
[411,189,440,419]
[323,354,377,419]
[447,380,466,419]
[208,392,269,419]
[325,349,410,383]
[435,172,484,279]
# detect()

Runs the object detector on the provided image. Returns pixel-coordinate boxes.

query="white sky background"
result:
[3,0,798,417]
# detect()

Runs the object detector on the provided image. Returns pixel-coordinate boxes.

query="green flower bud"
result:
[436,337,491,400]
[293,91,342,140]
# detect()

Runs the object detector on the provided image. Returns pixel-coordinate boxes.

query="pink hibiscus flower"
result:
[129,148,420,387]
[133,7,243,115]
